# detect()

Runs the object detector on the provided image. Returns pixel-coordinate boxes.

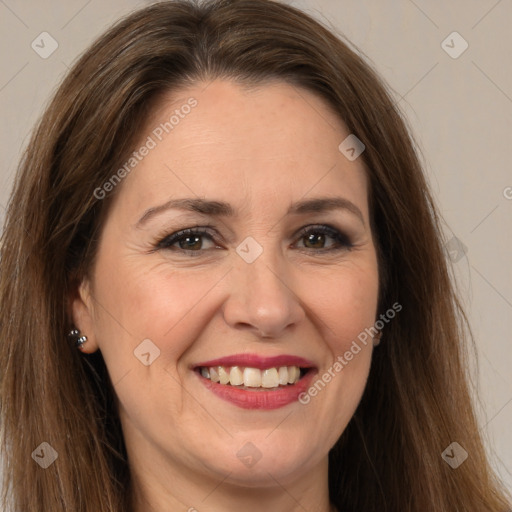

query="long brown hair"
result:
[1,1,510,510]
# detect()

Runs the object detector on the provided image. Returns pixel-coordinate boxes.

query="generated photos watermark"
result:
[298,302,402,404]
[94,97,198,200]
[31,442,58,469]
[441,441,468,469]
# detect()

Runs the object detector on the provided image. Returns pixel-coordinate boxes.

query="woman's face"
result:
[73,79,379,496]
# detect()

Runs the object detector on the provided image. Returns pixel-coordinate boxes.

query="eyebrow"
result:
[136,196,365,227]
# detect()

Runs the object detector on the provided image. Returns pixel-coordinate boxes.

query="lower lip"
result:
[196,370,316,410]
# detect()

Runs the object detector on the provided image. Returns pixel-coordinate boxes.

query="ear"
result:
[70,278,100,354]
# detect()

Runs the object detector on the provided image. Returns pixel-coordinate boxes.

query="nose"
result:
[222,250,305,339]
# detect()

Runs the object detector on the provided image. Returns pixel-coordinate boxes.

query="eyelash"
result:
[154,224,353,256]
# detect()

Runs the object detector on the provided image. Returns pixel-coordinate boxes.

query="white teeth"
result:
[243,367,262,387]
[209,366,220,383]
[200,365,303,388]
[278,366,288,385]
[261,368,279,388]
[229,366,244,386]
[218,366,230,385]
[287,366,299,384]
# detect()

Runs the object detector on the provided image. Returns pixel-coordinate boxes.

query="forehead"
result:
[114,79,369,219]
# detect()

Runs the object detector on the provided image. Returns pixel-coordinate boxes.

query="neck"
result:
[129,453,334,512]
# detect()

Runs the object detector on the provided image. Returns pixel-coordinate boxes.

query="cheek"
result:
[91,253,229,366]
[89,260,221,420]
[296,262,379,427]
[326,266,379,381]
[304,261,379,349]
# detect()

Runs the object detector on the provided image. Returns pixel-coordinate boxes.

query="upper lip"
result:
[193,353,316,370]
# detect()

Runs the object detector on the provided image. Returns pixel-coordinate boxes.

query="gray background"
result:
[0,0,511,491]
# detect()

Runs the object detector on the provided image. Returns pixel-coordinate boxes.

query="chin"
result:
[196,435,322,487]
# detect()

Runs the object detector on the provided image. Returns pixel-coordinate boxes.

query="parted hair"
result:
[0,1,510,510]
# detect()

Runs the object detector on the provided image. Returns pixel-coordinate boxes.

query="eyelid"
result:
[154,226,220,251]
[292,224,353,250]
[154,223,353,254]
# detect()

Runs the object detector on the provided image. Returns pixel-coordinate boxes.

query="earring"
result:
[68,328,88,350]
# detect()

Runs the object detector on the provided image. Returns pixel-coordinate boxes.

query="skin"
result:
[72,79,380,512]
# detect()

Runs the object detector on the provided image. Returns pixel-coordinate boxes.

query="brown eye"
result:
[294,225,353,252]
[178,235,203,251]
[156,227,218,253]
[303,232,327,249]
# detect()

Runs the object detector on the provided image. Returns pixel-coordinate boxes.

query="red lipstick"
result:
[194,353,315,370]
[193,353,317,410]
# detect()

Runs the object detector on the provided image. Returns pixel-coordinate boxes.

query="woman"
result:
[0,0,510,510]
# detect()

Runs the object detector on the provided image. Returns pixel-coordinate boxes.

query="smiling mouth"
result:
[195,365,311,390]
